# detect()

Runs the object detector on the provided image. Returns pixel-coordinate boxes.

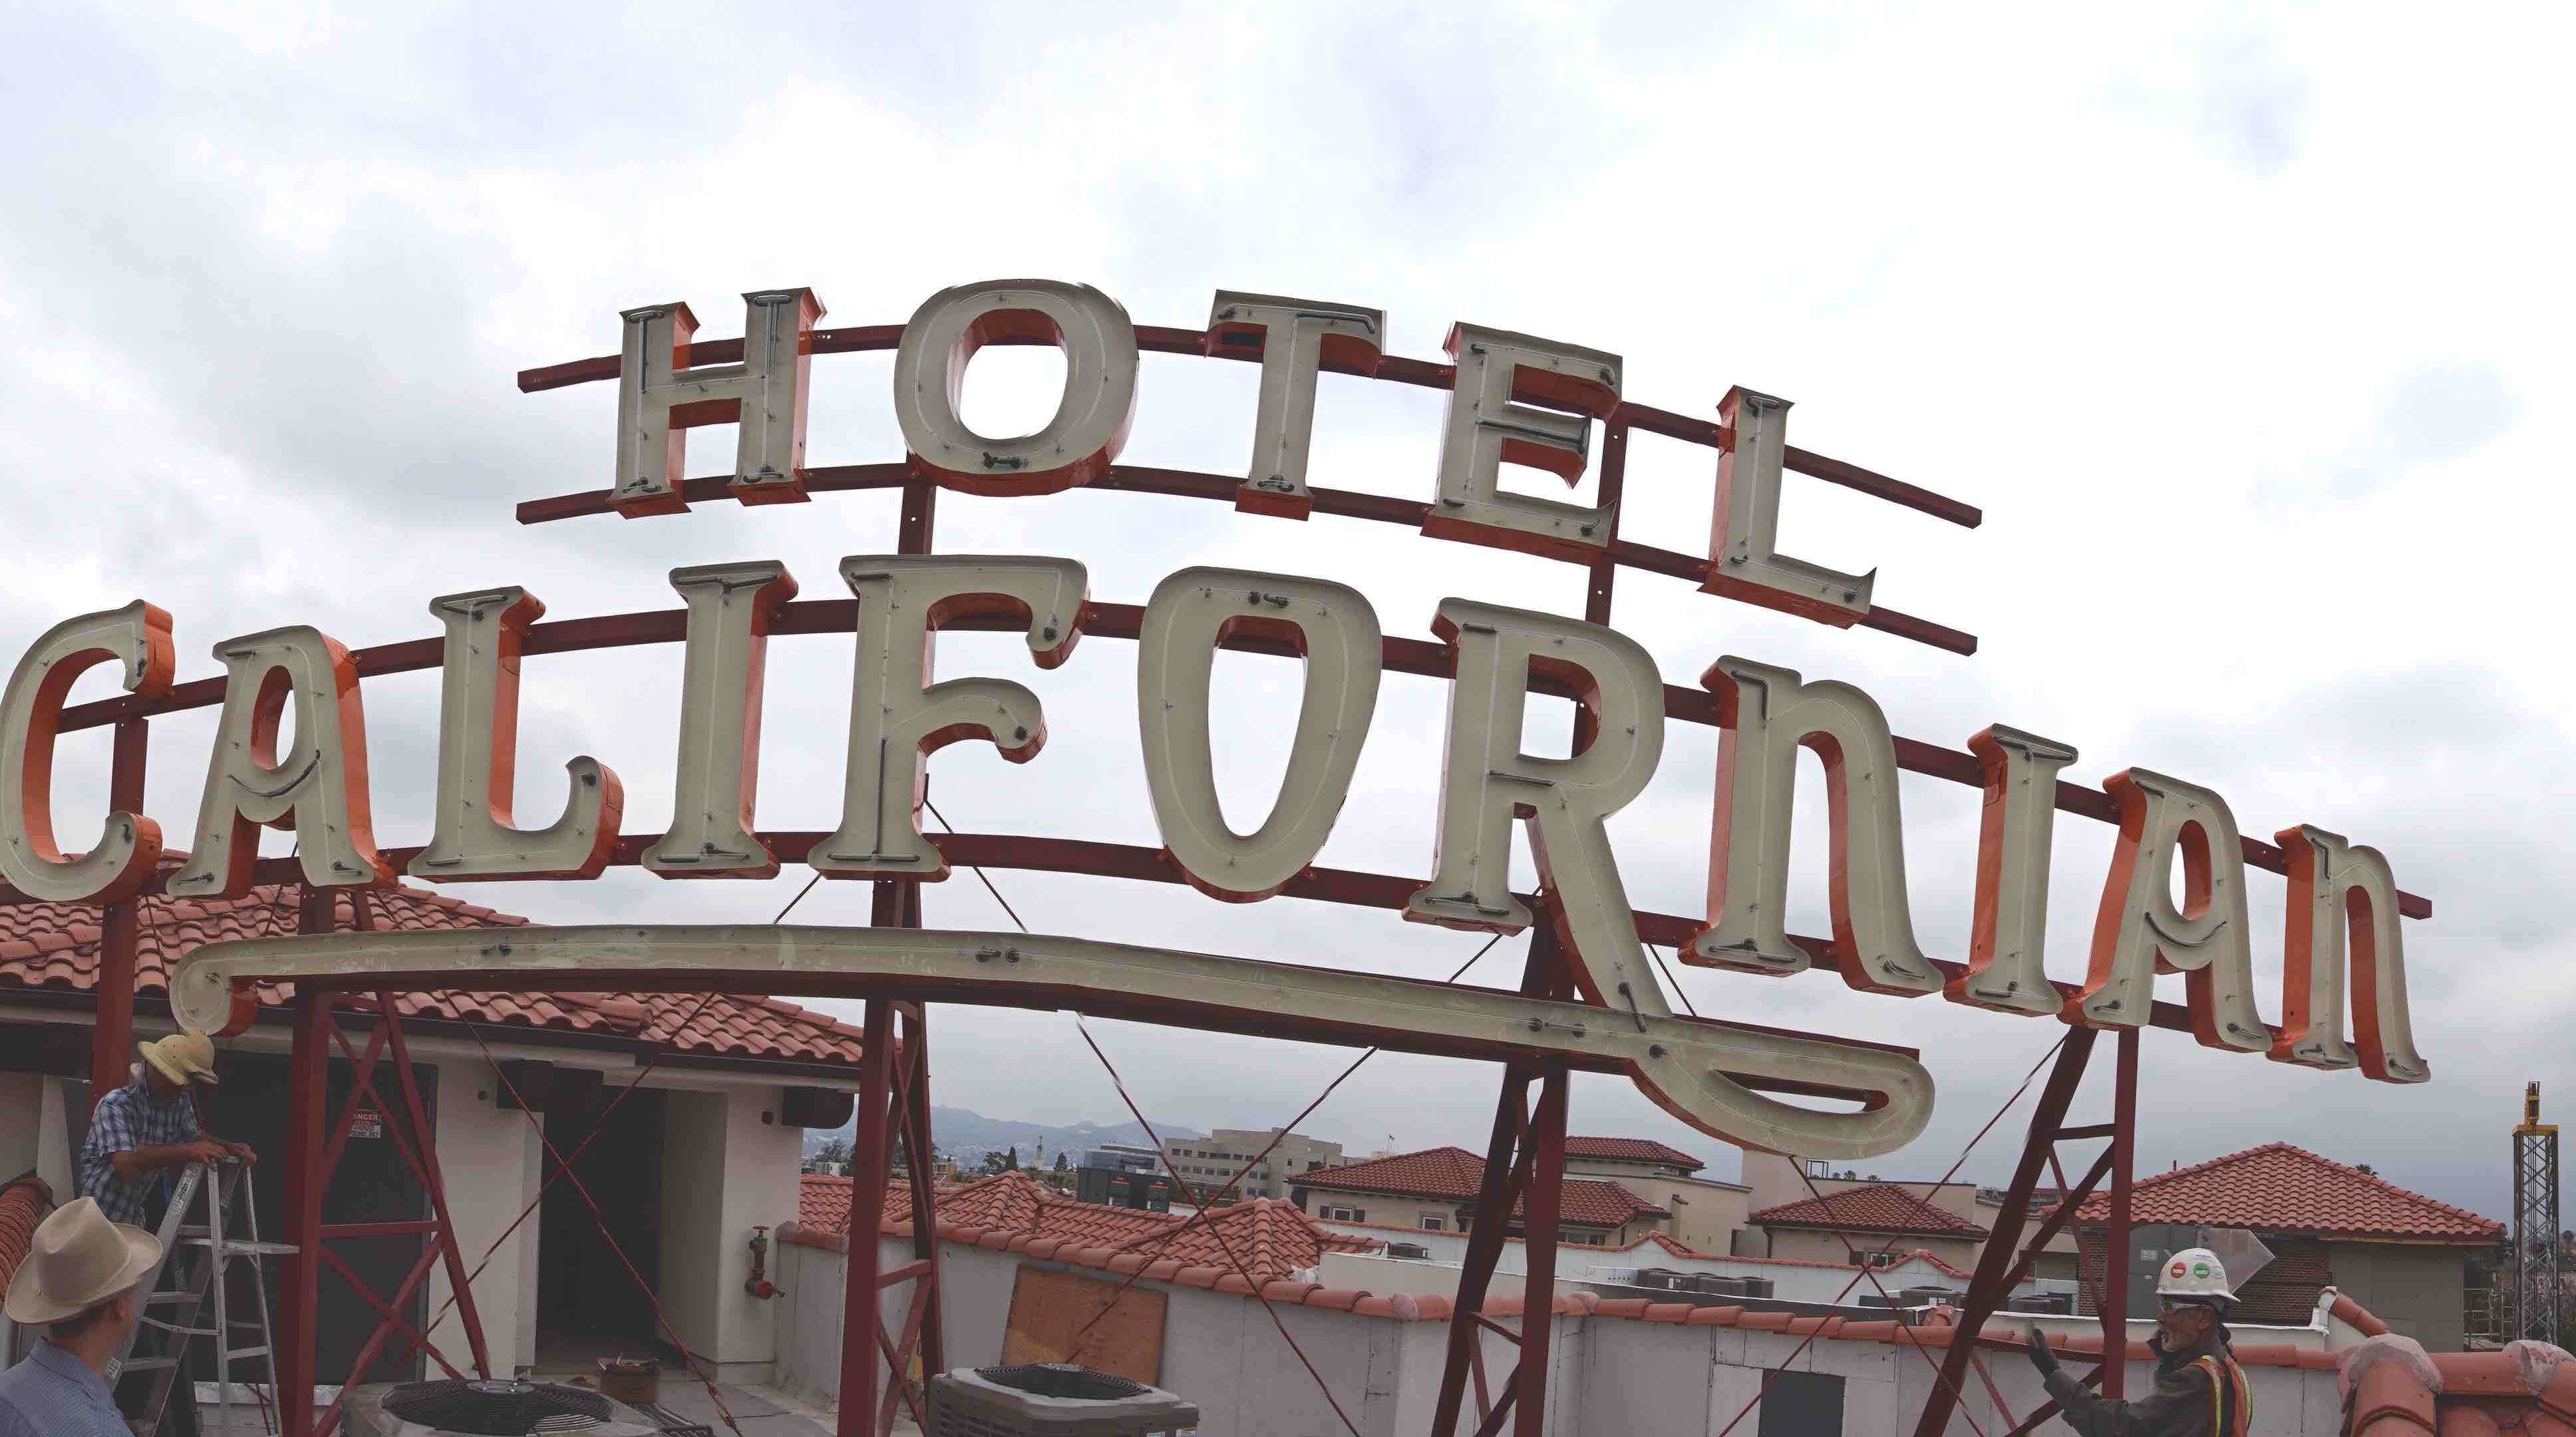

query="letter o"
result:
[893,279,1140,496]
[1138,568,1380,901]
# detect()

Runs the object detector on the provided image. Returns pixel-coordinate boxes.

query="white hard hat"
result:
[2156,1247,2237,1305]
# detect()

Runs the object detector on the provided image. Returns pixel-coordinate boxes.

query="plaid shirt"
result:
[78,1078,201,1226]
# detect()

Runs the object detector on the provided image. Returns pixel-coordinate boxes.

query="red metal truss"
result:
[1911,1025,2139,1437]
[838,879,947,1437]
[274,891,494,1437]
[1432,928,1577,1437]
[836,472,949,1437]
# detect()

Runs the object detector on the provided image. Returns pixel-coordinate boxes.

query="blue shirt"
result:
[79,1078,201,1225]
[0,1339,130,1436]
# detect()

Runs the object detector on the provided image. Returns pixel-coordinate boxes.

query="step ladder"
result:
[107,1160,292,1437]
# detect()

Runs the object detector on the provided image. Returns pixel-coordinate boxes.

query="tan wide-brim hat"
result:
[3,1196,162,1324]
[140,1028,220,1087]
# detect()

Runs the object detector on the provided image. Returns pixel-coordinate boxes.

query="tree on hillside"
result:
[806,1137,852,1174]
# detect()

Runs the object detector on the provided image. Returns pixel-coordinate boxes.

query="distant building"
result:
[2071,1142,2504,1351]
[1561,1136,1750,1255]
[1081,1142,1163,1175]
[1746,1151,2074,1279]
[1076,1166,1181,1211]
[1158,1128,1343,1203]
[1289,1146,1669,1246]
[1746,1182,1991,1273]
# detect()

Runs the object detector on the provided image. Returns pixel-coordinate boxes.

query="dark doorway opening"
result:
[535,1086,665,1358]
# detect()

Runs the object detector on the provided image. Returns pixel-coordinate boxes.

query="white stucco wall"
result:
[656,1084,803,1372]
[1316,1231,2005,1306]
[774,1234,2352,1436]
[420,1055,545,1376]
[0,1073,75,1203]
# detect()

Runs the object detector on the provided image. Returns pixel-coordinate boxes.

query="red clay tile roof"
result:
[2071,1144,2502,1242]
[798,1172,1376,1287]
[1564,1137,1704,1172]
[1750,1184,1989,1239]
[784,1175,2395,1350]
[1293,1146,1668,1228]
[0,861,865,1068]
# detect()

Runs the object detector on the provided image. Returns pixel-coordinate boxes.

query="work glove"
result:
[2024,1325,2060,1375]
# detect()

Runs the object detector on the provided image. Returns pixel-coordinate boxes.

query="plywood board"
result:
[999,1264,1167,1384]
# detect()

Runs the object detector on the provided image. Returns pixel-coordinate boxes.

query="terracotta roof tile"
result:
[0,858,863,1068]
[1295,1146,1669,1227]
[798,1172,1376,1288]
[1750,1184,1989,1239]
[2072,1144,2501,1241]
[1563,1137,1704,1171]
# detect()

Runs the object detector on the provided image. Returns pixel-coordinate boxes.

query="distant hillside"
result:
[802,1105,1203,1160]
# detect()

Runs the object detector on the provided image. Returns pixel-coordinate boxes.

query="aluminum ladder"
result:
[108,1160,291,1436]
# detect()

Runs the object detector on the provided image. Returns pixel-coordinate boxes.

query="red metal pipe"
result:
[2101,1027,2140,1399]
[1514,1063,1569,1437]
[510,321,1980,528]
[377,990,493,1378]
[837,999,895,1437]
[87,718,148,1099]
[277,991,331,1437]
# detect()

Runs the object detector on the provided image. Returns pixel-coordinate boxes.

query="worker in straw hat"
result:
[2024,1246,2253,1436]
[75,1029,254,1232]
[0,1196,165,1436]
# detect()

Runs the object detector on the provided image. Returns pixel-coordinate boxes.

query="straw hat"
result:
[140,1029,220,1087]
[3,1197,162,1324]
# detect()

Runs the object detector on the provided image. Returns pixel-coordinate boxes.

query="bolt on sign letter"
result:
[1704,387,1878,625]
[893,280,1140,496]
[170,627,395,897]
[1136,568,1380,901]
[0,602,174,902]
[2073,768,2269,1052]
[409,588,624,881]
[1424,324,1621,560]
[1692,657,1939,995]
[812,557,1088,881]
[642,561,799,879]
[1404,599,1669,1020]
[2273,825,2428,1082]
[1204,291,1384,519]
[612,289,826,516]
[1945,725,2080,1017]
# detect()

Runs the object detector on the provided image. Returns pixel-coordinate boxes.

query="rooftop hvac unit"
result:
[1899,1286,1961,1307]
[1692,1277,1748,1296]
[1737,1277,1776,1299]
[341,1380,663,1436]
[1635,1268,1689,1291]
[2005,1293,2074,1314]
[929,1364,1200,1436]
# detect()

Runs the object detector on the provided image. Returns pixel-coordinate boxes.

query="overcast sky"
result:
[5,3,2571,1221]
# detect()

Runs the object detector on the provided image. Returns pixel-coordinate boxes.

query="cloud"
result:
[4,0,2572,1225]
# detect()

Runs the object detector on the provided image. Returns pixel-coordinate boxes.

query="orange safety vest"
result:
[2187,1353,2253,1437]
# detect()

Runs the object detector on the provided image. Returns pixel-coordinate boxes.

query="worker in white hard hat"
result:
[2023,1247,2253,1437]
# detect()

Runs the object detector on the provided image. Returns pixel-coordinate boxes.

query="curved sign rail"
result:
[514,281,1985,655]
[166,925,1933,1160]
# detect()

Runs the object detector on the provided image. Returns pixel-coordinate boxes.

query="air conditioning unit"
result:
[1692,1277,1747,1296]
[341,1379,663,1436]
[1634,1268,1689,1291]
[1736,1277,1775,1299]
